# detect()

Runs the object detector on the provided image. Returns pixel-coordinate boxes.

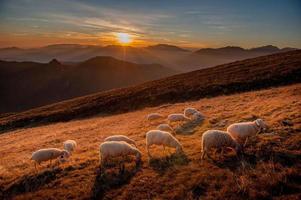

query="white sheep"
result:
[146,130,183,158]
[147,113,164,121]
[104,135,137,147]
[226,119,268,146]
[63,140,77,154]
[168,113,190,122]
[201,130,241,160]
[184,107,198,117]
[99,141,142,171]
[191,111,205,121]
[31,148,70,170]
[157,124,175,135]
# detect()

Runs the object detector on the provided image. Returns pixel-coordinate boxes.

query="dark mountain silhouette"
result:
[0,44,296,72]
[146,44,189,51]
[178,45,297,70]
[1,50,300,131]
[0,56,176,113]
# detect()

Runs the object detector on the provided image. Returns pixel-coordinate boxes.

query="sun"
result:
[116,33,132,45]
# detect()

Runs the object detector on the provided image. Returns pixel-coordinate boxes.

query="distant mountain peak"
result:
[49,59,61,65]
[250,45,279,51]
[147,44,189,52]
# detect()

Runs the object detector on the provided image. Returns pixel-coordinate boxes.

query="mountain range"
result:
[1,50,300,130]
[0,44,296,72]
[0,56,176,113]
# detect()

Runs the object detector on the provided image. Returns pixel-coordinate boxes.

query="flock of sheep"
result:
[30,107,267,173]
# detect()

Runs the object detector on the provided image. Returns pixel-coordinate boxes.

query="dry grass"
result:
[0,84,300,199]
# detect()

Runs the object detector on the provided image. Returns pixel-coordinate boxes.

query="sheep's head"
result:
[192,112,204,120]
[59,150,70,163]
[255,119,268,132]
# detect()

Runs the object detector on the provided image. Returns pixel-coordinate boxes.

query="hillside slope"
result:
[0,56,176,113]
[0,50,300,132]
[0,84,300,199]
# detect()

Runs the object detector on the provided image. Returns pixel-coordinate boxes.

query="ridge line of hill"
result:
[0,50,300,133]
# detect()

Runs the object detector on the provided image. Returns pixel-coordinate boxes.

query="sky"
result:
[0,0,300,48]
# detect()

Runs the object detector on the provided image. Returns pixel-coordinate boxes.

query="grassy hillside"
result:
[1,50,300,132]
[0,84,300,199]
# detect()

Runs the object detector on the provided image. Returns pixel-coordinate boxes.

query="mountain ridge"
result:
[0,44,297,72]
[1,50,300,132]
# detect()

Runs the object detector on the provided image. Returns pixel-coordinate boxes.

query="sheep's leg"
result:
[201,151,205,160]
[100,157,106,173]
[244,137,249,147]
[147,144,152,158]
[34,162,37,171]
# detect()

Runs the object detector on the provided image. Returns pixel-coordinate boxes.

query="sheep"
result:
[31,148,70,170]
[104,135,137,147]
[191,111,205,121]
[157,124,175,135]
[201,130,241,160]
[146,130,183,158]
[147,113,164,121]
[226,119,268,146]
[99,141,142,172]
[184,107,198,117]
[168,113,190,122]
[63,140,77,154]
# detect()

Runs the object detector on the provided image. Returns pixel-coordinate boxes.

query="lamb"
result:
[104,135,137,147]
[147,113,164,121]
[226,119,268,146]
[184,107,198,117]
[63,140,77,154]
[201,130,241,160]
[31,148,70,170]
[146,130,183,158]
[168,113,190,122]
[99,141,142,171]
[157,124,175,135]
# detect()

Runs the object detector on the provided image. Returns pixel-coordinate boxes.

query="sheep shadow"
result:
[2,167,63,199]
[1,162,89,199]
[149,152,189,174]
[175,118,204,135]
[210,153,258,171]
[90,162,141,200]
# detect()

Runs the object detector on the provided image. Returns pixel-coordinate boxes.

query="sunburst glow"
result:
[116,33,132,45]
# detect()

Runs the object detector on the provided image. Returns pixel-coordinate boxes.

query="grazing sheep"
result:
[168,113,190,122]
[157,124,175,135]
[201,130,241,160]
[146,130,183,158]
[63,140,77,154]
[99,141,142,171]
[184,107,198,117]
[104,135,137,147]
[147,113,164,121]
[227,119,268,146]
[31,148,70,170]
[191,111,205,121]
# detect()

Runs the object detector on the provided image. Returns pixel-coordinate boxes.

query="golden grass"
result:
[0,84,300,199]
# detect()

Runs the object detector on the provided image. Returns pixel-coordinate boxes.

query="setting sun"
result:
[116,33,132,45]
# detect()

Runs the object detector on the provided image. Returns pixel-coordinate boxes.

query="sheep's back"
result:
[32,148,61,161]
[227,122,256,140]
[202,130,232,149]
